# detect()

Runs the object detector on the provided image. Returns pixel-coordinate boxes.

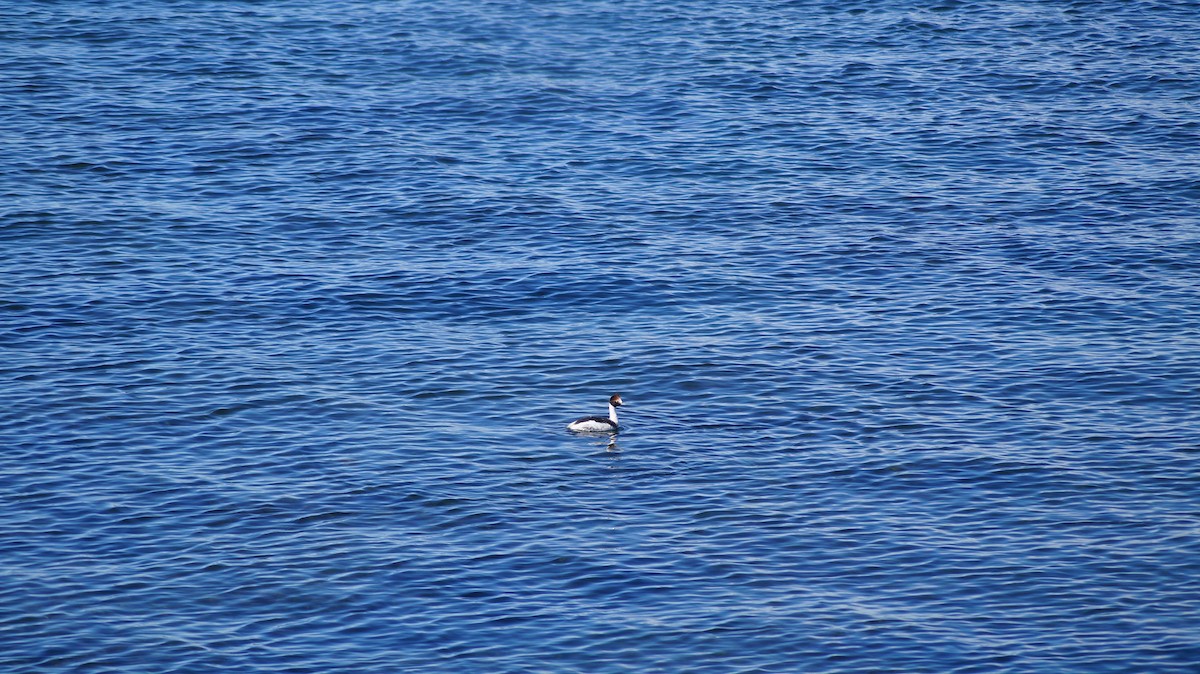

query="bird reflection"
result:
[579,433,620,453]
[585,433,619,453]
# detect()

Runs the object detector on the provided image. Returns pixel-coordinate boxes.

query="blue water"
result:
[3,1,1199,671]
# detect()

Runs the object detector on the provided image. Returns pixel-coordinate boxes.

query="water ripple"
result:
[3,0,1200,672]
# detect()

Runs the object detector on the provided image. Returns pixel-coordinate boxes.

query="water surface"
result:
[2,1,1199,672]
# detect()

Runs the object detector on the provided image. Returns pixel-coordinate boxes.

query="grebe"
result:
[567,393,623,432]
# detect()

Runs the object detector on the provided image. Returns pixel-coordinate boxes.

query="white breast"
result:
[567,419,615,432]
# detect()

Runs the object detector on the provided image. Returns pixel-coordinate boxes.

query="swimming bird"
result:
[567,393,623,432]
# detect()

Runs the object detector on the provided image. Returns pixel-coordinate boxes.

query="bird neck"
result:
[608,403,619,425]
